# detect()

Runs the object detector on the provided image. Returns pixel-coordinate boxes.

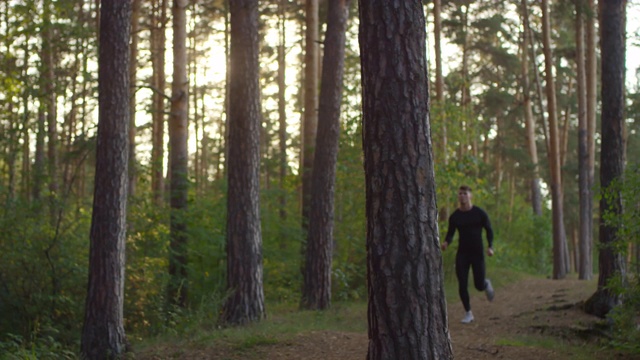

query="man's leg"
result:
[470,254,486,291]
[471,254,494,301]
[455,252,472,311]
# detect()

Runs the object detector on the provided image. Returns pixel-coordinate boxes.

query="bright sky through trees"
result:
[125,0,640,171]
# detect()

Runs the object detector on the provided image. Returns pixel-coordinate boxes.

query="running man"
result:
[441,185,495,324]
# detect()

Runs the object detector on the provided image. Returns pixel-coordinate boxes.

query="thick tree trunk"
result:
[359,1,453,359]
[301,0,351,311]
[221,0,265,326]
[585,0,627,318]
[168,0,189,308]
[80,1,131,357]
[541,0,568,279]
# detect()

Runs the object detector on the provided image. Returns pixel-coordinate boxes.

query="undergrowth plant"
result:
[602,165,640,354]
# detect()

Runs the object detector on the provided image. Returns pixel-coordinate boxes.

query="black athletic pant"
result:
[455,251,486,312]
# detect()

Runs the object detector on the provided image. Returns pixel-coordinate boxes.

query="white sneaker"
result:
[485,279,494,302]
[461,311,474,324]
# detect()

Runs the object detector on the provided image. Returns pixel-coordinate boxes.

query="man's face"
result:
[458,189,472,205]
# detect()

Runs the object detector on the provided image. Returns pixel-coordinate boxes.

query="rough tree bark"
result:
[80,0,131,357]
[301,0,352,311]
[221,0,265,326]
[359,1,453,359]
[585,0,627,318]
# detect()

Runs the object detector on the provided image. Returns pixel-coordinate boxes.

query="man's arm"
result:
[482,209,494,256]
[441,214,456,251]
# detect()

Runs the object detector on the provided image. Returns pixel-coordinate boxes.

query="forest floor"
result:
[134,275,637,360]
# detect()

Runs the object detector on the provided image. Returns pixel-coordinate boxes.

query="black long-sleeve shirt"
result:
[444,206,493,254]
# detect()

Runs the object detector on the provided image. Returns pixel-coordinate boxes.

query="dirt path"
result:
[259,276,613,360]
[138,276,631,359]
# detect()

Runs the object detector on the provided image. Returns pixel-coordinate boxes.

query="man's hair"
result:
[459,185,472,192]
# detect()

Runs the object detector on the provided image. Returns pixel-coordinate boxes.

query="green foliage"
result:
[493,205,552,274]
[606,274,640,354]
[260,180,305,303]
[184,188,227,313]
[124,198,171,336]
[436,168,553,276]
[3,1,631,357]
[0,332,76,360]
[125,185,228,337]
[600,165,640,354]
[332,113,367,301]
[0,200,89,350]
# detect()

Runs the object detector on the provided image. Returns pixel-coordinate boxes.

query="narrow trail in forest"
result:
[136,276,632,360]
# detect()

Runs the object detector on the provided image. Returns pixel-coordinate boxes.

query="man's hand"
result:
[487,247,494,257]
[441,242,449,251]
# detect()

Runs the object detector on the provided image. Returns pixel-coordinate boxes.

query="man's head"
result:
[458,185,473,208]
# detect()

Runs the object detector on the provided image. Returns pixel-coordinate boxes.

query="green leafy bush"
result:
[602,165,640,354]
[0,200,89,350]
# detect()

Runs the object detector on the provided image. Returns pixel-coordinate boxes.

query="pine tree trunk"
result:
[585,0,627,318]
[585,0,597,280]
[360,1,453,358]
[520,0,542,216]
[301,0,351,311]
[221,0,265,326]
[168,0,189,308]
[301,0,319,235]
[541,0,568,279]
[81,1,131,357]
[575,0,593,280]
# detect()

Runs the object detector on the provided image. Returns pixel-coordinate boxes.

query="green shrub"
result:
[602,165,640,354]
[0,200,89,350]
